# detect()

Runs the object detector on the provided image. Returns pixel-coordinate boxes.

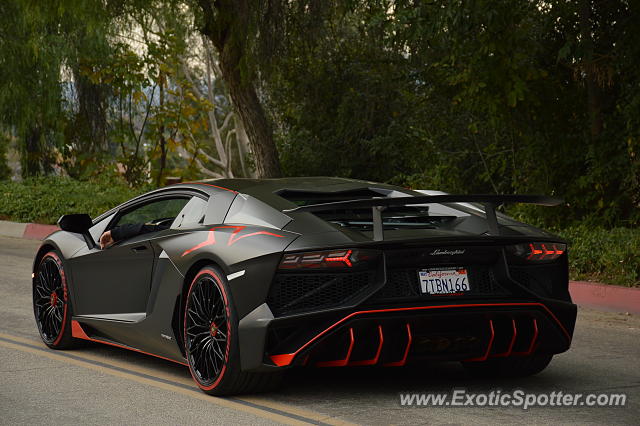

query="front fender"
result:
[33,230,87,271]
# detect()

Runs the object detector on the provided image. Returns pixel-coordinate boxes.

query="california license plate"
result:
[418,268,470,295]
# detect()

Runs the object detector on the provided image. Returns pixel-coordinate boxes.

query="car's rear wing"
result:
[283,194,563,240]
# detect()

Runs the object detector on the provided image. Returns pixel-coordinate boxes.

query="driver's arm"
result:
[100,223,165,249]
[111,223,158,242]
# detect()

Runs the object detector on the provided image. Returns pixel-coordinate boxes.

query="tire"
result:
[33,251,76,349]
[184,266,283,395]
[462,353,553,378]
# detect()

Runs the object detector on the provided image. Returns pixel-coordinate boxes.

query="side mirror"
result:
[58,214,93,233]
[57,214,96,249]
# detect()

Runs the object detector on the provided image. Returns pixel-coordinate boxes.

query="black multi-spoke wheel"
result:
[185,268,231,389]
[33,251,74,348]
[184,266,283,395]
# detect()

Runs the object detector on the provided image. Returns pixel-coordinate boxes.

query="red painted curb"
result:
[569,281,640,315]
[23,223,59,240]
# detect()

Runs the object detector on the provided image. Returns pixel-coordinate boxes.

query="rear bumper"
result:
[238,298,577,372]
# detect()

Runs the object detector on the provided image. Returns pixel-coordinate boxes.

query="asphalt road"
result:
[1,236,638,425]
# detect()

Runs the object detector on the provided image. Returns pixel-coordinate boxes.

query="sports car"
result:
[32,177,576,395]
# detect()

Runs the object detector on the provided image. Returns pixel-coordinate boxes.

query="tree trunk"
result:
[197,0,282,178]
[234,115,252,177]
[157,71,167,186]
[219,59,281,178]
[579,0,603,140]
[73,67,109,153]
[21,125,42,177]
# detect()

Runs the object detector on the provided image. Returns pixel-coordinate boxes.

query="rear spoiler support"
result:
[283,194,563,241]
[484,202,499,236]
[372,206,386,241]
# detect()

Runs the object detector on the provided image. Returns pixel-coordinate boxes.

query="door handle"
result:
[131,245,148,253]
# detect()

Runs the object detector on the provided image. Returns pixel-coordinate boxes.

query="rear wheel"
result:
[184,266,282,395]
[33,251,76,349]
[462,353,553,378]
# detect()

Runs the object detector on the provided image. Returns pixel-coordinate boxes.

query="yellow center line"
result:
[0,332,358,426]
[236,396,357,426]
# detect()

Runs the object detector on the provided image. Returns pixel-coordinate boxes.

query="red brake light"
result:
[324,249,353,267]
[508,242,566,261]
[279,249,363,269]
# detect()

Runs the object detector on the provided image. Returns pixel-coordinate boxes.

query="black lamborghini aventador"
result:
[32,177,576,395]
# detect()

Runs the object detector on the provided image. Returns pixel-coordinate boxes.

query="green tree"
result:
[264,0,639,227]
[0,1,66,176]
[194,0,282,177]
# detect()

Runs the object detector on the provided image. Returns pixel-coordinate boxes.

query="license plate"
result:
[418,268,470,295]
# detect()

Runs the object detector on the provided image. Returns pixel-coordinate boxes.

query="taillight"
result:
[279,249,377,269]
[507,242,566,261]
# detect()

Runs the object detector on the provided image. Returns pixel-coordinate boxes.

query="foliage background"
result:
[0,0,637,285]
[0,177,150,224]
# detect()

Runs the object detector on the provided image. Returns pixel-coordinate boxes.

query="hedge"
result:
[0,177,151,225]
[556,226,639,287]
[1,177,637,287]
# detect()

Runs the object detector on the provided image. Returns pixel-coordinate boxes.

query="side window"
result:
[114,197,190,228]
[172,197,208,229]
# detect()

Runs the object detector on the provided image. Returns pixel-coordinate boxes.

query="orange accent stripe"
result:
[270,353,296,367]
[181,230,216,257]
[71,320,91,339]
[226,226,284,246]
[71,320,187,366]
[514,318,539,356]
[383,323,412,367]
[175,182,238,194]
[195,182,238,193]
[181,226,284,257]
[492,319,518,358]
[527,319,540,355]
[465,320,495,362]
[316,328,355,367]
[349,325,384,366]
[268,302,571,367]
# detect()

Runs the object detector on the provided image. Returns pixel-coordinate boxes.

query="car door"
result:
[69,195,191,316]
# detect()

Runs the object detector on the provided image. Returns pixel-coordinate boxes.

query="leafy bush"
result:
[0,177,637,288]
[557,226,639,287]
[0,177,152,224]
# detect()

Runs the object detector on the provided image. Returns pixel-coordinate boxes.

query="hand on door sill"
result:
[99,231,114,249]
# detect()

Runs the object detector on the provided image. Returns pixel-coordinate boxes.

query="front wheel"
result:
[462,353,553,378]
[184,266,282,395]
[33,251,76,349]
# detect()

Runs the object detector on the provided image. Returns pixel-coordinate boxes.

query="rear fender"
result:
[159,225,299,318]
